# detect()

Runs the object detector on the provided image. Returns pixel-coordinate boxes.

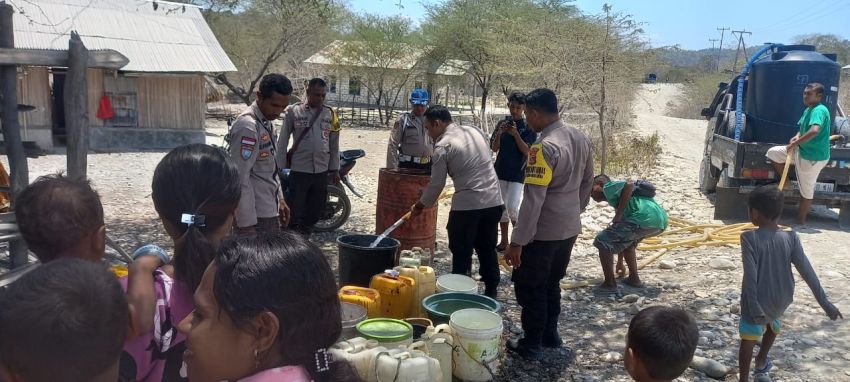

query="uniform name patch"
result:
[241,137,257,146]
[525,144,552,186]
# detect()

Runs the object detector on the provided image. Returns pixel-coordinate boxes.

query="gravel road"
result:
[9,84,849,381]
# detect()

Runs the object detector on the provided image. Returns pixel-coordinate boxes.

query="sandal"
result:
[593,285,622,298]
[753,358,773,375]
[622,278,646,289]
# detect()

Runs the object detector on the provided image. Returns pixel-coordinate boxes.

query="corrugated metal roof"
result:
[304,40,422,70]
[305,40,469,76]
[8,0,236,73]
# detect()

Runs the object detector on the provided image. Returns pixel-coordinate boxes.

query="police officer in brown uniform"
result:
[387,88,432,171]
[229,73,293,234]
[504,88,594,360]
[277,78,341,235]
[411,105,504,298]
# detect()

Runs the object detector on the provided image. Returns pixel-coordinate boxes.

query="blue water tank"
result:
[743,45,841,144]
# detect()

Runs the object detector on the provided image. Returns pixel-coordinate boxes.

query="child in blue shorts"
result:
[738,186,842,382]
[591,175,667,293]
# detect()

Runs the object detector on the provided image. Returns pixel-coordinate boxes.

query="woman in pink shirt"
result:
[178,231,359,382]
[120,144,241,381]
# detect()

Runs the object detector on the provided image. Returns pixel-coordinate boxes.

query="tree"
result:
[206,0,340,105]
[794,33,850,66]
[423,0,514,132]
[329,14,422,126]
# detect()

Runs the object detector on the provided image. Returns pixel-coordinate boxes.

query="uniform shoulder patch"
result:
[241,146,254,160]
[525,143,552,186]
[330,108,341,132]
[241,136,257,146]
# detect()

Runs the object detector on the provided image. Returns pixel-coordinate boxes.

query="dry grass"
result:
[596,132,662,178]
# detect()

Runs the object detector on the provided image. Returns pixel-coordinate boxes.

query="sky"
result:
[347,0,850,50]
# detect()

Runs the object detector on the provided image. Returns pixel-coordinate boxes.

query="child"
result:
[738,185,841,382]
[624,306,698,382]
[122,143,241,382]
[16,174,164,339]
[0,258,129,382]
[178,231,358,382]
[16,174,106,263]
[591,175,667,293]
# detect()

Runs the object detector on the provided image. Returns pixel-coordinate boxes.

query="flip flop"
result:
[593,285,622,298]
[753,358,773,375]
[621,279,646,289]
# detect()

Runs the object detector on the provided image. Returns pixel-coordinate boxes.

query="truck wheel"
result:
[699,156,719,194]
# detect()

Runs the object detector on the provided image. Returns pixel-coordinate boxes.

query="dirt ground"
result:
[9,84,850,381]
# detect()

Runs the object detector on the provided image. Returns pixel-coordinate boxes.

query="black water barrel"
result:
[338,234,400,287]
[744,45,841,144]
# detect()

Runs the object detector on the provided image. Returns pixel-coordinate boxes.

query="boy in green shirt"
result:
[591,175,668,294]
[766,82,832,226]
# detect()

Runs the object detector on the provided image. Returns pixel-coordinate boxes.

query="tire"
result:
[699,156,719,194]
[313,185,351,233]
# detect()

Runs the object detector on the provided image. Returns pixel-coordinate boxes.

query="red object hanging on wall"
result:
[96,94,114,119]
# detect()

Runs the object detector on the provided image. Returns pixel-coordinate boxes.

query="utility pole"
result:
[709,39,719,72]
[717,27,730,72]
[731,29,752,72]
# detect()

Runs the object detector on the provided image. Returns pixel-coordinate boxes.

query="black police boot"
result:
[542,331,563,348]
[506,338,543,361]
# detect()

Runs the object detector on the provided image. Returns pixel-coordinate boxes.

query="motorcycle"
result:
[281,149,365,232]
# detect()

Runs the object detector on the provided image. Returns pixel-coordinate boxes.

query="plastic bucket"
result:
[436,274,478,294]
[356,318,413,349]
[421,292,501,325]
[404,317,433,340]
[449,309,503,382]
[338,234,400,287]
[339,302,367,342]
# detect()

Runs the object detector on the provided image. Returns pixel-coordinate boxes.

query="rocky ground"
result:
[7,84,849,381]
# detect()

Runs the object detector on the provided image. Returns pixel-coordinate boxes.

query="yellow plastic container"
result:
[369,270,416,319]
[395,265,437,317]
[339,286,382,318]
[110,265,129,278]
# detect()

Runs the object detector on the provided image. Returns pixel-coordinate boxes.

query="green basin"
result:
[421,292,501,324]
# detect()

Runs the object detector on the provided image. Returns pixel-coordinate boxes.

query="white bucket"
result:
[436,274,478,294]
[449,309,502,381]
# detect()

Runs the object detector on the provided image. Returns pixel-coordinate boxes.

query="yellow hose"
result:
[559,151,795,290]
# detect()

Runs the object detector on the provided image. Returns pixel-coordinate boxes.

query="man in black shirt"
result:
[491,92,538,251]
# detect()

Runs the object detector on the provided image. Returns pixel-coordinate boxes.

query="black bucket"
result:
[338,234,400,287]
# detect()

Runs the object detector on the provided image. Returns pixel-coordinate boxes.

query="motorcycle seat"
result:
[341,149,366,161]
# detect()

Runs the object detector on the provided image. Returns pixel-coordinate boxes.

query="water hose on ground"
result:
[557,150,795,290]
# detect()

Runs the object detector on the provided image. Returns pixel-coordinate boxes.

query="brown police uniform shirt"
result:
[511,120,594,246]
[419,123,502,211]
[386,112,433,168]
[277,102,340,174]
[229,102,281,228]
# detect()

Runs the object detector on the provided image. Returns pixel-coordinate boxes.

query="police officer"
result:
[387,88,432,171]
[229,73,293,234]
[504,88,594,360]
[411,105,504,298]
[277,78,341,235]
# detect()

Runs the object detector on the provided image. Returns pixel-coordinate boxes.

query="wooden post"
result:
[65,31,88,180]
[0,4,29,268]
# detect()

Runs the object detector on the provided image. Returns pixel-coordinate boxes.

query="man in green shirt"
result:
[591,175,668,294]
[766,82,832,225]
